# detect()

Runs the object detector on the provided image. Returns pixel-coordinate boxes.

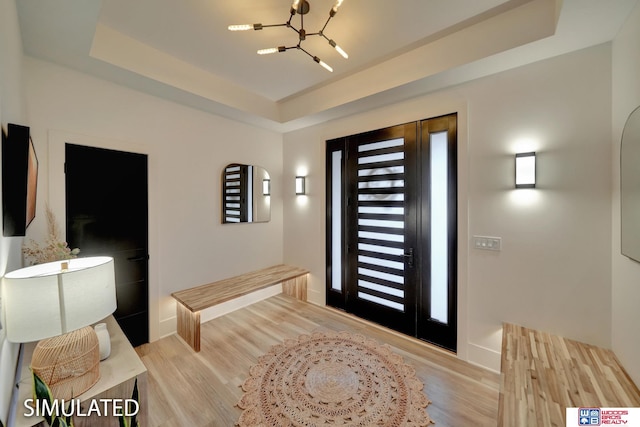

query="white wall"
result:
[0,0,26,424]
[612,1,640,386]
[23,56,285,342]
[283,44,613,372]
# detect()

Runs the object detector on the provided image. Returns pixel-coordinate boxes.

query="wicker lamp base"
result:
[31,326,101,400]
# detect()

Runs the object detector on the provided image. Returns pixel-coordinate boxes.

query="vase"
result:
[94,323,111,360]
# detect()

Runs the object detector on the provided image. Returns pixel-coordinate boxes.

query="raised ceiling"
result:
[16,0,639,131]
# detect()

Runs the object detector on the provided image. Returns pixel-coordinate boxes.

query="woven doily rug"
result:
[236,330,433,426]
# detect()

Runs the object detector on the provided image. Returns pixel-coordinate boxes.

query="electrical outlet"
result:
[473,235,502,251]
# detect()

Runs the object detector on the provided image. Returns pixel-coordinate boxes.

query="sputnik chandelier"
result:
[228,0,347,72]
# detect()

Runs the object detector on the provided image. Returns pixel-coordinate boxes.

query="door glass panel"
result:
[430,131,448,323]
[358,206,404,215]
[356,138,407,312]
[331,150,342,291]
[358,255,404,270]
[358,243,404,256]
[358,152,404,164]
[358,280,404,298]
[358,193,404,202]
[357,293,404,311]
[358,231,404,242]
[358,267,405,284]
[358,138,403,152]
[358,219,404,229]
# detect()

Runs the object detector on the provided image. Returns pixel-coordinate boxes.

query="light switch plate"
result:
[473,235,502,251]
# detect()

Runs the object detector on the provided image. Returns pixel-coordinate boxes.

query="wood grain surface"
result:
[498,322,640,427]
[137,294,500,427]
[171,264,309,312]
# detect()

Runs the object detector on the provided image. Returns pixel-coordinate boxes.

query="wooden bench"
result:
[171,264,309,351]
[498,322,640,426]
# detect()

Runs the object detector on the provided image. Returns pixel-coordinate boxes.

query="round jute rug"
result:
[236,330,433,426]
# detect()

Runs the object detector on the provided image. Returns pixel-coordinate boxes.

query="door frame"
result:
[417,115,458,351]
[324,108,470,357]
[47,130,159,342]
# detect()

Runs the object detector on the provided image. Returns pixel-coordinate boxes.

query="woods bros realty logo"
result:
[566,408,640,426]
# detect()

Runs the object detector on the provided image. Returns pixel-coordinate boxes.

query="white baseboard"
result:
[157,285,283,340]
[158,316,177,340]
[200,284,282,324]
[466,342,501,373]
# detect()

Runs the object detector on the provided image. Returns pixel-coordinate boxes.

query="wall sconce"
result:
[262,179,271,196]
[515,152,536,188]
[295,176,306,195]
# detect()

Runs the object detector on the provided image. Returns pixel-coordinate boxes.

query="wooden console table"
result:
[171,264,309,352]
[13,316,147,427]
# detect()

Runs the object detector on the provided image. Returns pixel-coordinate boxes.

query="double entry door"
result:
[326,114,457,351]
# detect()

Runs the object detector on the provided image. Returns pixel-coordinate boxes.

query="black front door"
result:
[65,143,149,347]
[344,123,419,336]
[326,114,458,351]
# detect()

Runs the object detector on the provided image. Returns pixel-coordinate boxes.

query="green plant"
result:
[32,373,140,426]
[33,372,74,427]
[119,378,139,427]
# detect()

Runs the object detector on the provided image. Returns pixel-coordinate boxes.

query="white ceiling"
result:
[15,0,639,131]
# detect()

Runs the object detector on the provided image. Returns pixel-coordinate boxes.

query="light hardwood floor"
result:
[136,294,500,426]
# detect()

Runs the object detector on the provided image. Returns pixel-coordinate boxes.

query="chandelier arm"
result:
[298,45,333,72]
[230,0,344,70]
[288,23,302,35]
[319,15,333,34]
[260,23,288,29]
[297,45,314,60]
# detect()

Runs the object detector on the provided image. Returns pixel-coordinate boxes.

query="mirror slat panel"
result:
[222,163,271,224]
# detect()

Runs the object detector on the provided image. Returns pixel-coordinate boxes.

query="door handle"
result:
[403,248,414,268]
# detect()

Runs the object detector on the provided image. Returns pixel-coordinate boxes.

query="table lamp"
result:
[2,256,117,400]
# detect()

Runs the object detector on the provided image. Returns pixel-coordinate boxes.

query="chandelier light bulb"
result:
[332,0,344,13]
[228,24,252,31]
[335,44,348,59]
[257,48,278,55]
[329,39,348,59]
[314,56,333,72]
[320,61,333,72]
[291,0,301,13]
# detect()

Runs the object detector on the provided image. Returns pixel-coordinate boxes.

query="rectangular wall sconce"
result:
[295,176,306,195]
[515,152,536,188]
[262,179,270,196]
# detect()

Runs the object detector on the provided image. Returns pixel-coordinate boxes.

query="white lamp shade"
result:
[2,256,117,343]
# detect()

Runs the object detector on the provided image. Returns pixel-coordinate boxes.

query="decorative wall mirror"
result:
[621,105,640,263]
[222,163,271,223]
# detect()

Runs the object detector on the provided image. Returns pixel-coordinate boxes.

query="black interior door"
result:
[65,143,149,347]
